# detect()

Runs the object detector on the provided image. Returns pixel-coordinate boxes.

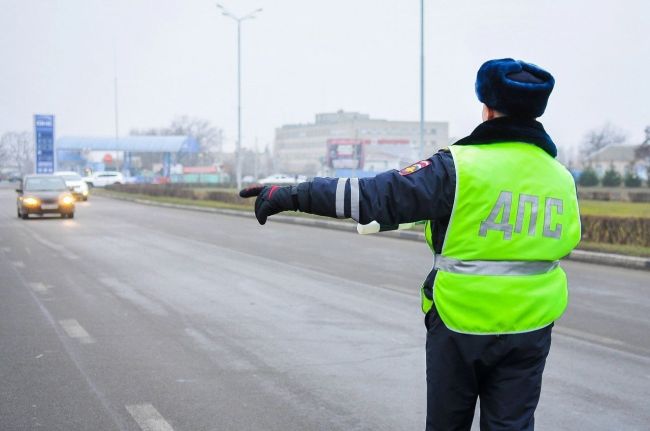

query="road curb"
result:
[566,249,650,271]
[97,192,650,272]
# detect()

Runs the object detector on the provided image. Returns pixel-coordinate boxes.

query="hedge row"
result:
[107,184,649,247]
[581,215,650,247]
[106,184,253,206]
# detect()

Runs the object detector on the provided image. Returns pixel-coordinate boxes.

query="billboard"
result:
[34,114,55,174]
[326,139,368,170]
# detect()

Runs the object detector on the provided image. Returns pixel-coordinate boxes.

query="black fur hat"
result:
[475,58,555,118]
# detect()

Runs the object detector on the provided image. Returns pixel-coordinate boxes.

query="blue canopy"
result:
[56,136,199,153]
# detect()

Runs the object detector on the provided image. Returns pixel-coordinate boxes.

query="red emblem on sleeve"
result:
[399,160,431,176]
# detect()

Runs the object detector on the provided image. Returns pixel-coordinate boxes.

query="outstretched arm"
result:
[239,150,456,225]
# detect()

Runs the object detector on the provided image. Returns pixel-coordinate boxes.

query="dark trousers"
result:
[425,307,552,431]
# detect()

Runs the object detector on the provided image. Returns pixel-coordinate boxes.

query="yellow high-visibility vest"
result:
[422,143,581,334]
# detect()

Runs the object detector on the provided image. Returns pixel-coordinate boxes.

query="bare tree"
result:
[580,123,627,157]
[0,134,9,166]
[634,126,650,161]
[131,116,223,165]
[0,131,34,174]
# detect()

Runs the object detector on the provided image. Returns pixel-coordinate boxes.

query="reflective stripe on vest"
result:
[433,254,559,276]
[422,142,581,335]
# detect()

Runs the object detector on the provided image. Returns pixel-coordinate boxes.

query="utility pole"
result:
[113,42,121,172]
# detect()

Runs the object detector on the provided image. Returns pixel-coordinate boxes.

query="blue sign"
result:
[34,114,55,174]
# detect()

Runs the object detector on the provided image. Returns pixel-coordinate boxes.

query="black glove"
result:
[239,185,298,225]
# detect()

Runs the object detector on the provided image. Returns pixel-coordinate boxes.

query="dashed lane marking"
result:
[58,319,95,344]
[12,260,25,268]
[7,255,129,431]
[126,404,175,431]
[555,326,626,347]
[26,231,79,260]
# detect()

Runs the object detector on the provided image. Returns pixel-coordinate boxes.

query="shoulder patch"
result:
[399,160,431,176]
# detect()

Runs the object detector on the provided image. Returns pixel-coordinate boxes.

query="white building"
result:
[586,144,649,180]
[274,110,449,176]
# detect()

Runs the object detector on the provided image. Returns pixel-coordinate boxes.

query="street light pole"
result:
[216,4,262,190]
[237,19,242,189]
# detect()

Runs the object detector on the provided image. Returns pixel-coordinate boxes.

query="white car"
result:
[84,171,125,188]
[54,171,89,201]
[258,174,307,185]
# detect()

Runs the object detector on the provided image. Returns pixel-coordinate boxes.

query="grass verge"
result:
[578,199,650,218]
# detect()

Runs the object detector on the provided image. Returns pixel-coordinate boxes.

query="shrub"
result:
[578,167,599,187]
[581,215,650,247]
[624,172,642,188]
[206,190,253,206]
[628,191,650,202]
[601,167,622,187]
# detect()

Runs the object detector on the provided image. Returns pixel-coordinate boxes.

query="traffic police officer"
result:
[240,58,581,430]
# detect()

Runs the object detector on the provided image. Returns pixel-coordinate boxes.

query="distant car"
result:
[16,175,75,219]
[84,171,124,188]
[258,174,305,185]
[54,171,89,201]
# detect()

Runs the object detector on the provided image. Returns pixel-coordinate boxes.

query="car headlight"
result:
[22,197,40,206]
[60,195,75,205]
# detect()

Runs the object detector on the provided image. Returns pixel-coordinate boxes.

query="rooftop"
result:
[587,145,641,163]
[56,136,199,153]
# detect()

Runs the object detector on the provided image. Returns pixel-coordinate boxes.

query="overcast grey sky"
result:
[1,0,648,158]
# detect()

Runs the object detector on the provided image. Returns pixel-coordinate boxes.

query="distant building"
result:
[585,144,649,180]
[274,110,449,176]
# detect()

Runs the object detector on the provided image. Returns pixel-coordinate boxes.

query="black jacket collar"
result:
[452,117,557,158]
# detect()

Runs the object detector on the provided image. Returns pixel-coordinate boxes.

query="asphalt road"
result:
[1,186,648,431]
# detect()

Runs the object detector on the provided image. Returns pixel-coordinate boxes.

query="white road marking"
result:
[555,326,626,347]
[1,246,10,253]
[59,319,95,344]
[126,404,175,431]
[26,231,79,260]
[99,277,168,316]
[12,260,25,268]
[9,262,128,431]
[29,282,51,294]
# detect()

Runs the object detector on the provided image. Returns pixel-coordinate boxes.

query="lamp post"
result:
[216,4,262,190]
